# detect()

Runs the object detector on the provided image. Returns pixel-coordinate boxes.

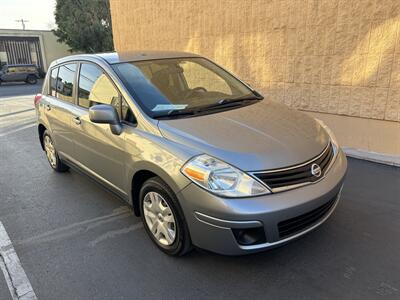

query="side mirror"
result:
[89,104,122,135]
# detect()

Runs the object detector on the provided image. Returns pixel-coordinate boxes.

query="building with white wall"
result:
[0,29,70,73]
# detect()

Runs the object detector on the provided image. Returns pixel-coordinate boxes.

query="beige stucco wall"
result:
[38,30,71,70]
[0,29,70,71]
[110,0,400,156]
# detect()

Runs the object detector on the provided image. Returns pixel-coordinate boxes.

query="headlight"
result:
[315,118,339,150]
[181,154,270,197]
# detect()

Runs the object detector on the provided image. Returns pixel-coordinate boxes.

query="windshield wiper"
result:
[153,108,197,119]
[153,93,263,119]
[195,94,263,112]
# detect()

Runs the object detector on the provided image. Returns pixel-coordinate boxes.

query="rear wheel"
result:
[139,177,192,256]
[43,130,69,172]
[26,75,37,84]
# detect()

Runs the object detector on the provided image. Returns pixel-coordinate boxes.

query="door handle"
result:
[73,116,81,125]
[45,104,51,111]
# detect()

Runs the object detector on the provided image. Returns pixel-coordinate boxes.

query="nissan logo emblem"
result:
[311,163,322,177]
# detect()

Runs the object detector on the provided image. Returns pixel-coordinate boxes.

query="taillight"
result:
[34,94,42,106]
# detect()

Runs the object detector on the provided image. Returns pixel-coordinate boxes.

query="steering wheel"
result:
[184,87,207,99]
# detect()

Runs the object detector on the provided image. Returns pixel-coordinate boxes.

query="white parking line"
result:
[0,95,35,102]
[0,258,17,300]
[0,222,37,300]
[0,123,35,137]
[0,108,35,118]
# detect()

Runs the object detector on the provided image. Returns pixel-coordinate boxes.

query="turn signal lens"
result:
[181,154,270,197]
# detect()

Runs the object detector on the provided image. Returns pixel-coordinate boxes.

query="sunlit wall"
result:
[110,0,400,123]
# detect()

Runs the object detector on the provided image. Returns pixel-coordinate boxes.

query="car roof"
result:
[52,51,202,66]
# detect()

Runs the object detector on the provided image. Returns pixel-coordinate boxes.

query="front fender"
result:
[124,126,199,203]
[130,160,191,195]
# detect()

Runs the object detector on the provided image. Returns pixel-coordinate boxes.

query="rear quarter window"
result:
[49,67,59,97]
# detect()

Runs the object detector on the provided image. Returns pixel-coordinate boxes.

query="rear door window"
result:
[56,63,77,103]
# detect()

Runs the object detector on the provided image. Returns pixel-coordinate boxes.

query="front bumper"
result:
[177,149,347,255]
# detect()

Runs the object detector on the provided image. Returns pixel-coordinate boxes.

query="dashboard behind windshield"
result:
[112,57,255,117]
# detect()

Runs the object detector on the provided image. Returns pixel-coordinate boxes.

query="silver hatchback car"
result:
[35,51,347,256]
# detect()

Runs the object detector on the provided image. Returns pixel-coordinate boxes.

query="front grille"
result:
[277,195,337,239]
[253,143,334,191]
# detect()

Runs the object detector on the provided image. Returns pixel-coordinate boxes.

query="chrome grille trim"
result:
[251,142,338,193]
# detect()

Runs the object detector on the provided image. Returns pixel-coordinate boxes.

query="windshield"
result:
[112,58,259,118]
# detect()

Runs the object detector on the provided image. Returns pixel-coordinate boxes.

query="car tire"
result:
[43,130,69,172]
[26,75,37,84]
[139,177,192,256]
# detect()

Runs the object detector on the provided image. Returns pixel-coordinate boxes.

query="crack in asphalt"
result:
[88,223,143,247]
[14,206,134,247]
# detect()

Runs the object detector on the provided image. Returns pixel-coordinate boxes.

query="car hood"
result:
[158,101,330,171]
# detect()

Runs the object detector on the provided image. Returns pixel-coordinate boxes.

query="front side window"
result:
[112,57,259,118]
[78,63,135,124]
[78,63,119,108]
[56,63,77,103]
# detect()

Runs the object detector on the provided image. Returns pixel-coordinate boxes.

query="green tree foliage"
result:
[53,0,114,53]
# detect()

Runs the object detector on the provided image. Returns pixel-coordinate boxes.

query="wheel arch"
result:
[38,123,47,150]
[130,162,190,217]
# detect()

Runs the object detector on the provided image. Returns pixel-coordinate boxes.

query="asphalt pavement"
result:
[0,91,399,300]
[0,274,10,300]
[0,80,42,98]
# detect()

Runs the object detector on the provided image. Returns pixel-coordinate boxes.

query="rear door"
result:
[43,63,78,158]
[69,62,132,194]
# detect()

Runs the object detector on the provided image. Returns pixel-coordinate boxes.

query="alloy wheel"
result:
[143,191,176,246]
[44,135,57,168]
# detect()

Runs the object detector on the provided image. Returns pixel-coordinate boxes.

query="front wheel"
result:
[139,177,192,256]
[43,131,69,172]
